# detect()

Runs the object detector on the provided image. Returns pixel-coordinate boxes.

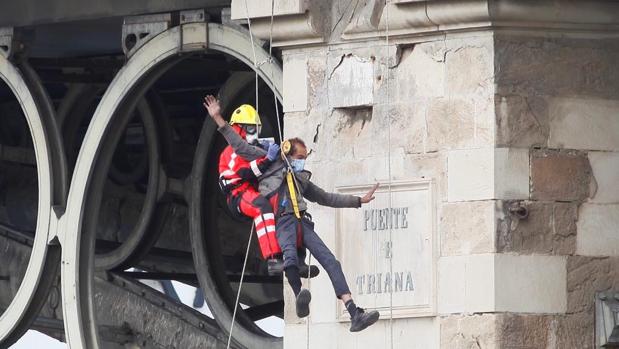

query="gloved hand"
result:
[267,143,281,161]
[259,140,271,150]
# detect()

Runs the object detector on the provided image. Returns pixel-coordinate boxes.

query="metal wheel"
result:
[0,57,67,347]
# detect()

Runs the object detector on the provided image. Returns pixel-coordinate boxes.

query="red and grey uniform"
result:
[218,132,281,259]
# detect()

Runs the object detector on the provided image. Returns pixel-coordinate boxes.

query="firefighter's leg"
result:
[237,188,281,259]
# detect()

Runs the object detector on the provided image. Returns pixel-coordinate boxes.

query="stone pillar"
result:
[233,1,619,348]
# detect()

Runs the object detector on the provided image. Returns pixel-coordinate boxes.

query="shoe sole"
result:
[350,311,380,332]
[296,289,311,318]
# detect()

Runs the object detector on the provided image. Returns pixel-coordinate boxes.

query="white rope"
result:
[243,0,260,113]
[383,1,395,349]
[226,225,255,349]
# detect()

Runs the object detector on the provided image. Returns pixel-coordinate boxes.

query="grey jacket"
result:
[217,124,361,213]
[218,124,286,195]
[278,171,361,215]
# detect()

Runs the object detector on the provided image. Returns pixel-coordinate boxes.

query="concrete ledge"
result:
[344,0,619,41]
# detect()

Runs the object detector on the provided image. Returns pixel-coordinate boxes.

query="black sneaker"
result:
[299,263,320,279]
[296,289,312,318]
[349,308,379,332]
[267,259,320,279]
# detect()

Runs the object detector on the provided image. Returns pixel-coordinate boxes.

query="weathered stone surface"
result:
[440,201,496,256]
[283,54,308,112]
[495,35,619,99]
[566,256,619,314]
[426,98,475,151]
[328,53,374,109]
[448,148,529,202]
[495,254,567,314]
[496,314,556,349]
[576,204,619,256]
[530,149,592,202]
[438,254,495,314]
[440,314,497,349]
[497,201,577,255]
[495,94,549,148]
[548,97,619,151]
[445,39,494,96]
[588,151,619,203]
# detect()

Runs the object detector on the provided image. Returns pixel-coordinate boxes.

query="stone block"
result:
[548,97,619,151]
[496,314,556,349]
[530,149,592,202]
[576,204,619,256]
[328,54,374,109]
[495,254,567,313]
[589,151,619,203]
[495,94,549,148]
[497,201,577,255]
[440,314,497,349]
[283,55,308,112]
[438,254,494,314]
[426,98,475,151]
[392,43,445,100]
[440,201,496,256]
[448,148,529,202]
[445,39,494,96]
[495,35,619,99]
[494,148,530,200]
[566,256,619,315]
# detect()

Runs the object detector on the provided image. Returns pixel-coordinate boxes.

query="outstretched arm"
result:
[304,181,380,208]
[203,95,267,161]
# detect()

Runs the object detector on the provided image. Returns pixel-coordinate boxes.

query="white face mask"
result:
[290,159,306,172]
[246,132,259,145]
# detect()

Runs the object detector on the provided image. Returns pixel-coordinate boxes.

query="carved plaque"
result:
[335,180,436,319]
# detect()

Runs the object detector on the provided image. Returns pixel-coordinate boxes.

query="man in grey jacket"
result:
[276,138,380,332]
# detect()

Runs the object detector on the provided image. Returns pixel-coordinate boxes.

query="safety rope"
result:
[226,225,255,349]
[383,1,395,348]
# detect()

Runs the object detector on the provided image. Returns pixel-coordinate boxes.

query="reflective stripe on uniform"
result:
[250,159,262,177]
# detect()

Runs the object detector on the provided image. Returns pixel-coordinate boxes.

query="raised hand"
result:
[360,183,380,204]
[203,95,226,127]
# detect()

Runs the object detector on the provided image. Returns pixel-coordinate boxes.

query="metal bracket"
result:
[179,9,208,52]
[596,292,619,348]
[0,27,14,59]
[122,14,172,58]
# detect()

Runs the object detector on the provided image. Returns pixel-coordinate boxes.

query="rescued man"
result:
[275,138,381,332]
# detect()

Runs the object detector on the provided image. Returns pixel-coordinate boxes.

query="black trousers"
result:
[276,214,351,297]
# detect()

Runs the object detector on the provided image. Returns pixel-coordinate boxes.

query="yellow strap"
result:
[286,171,301,219]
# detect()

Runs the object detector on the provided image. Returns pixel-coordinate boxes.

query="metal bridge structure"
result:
[0,1,285,348]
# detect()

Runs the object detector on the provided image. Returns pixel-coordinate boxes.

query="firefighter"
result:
[275,138,381,332]
[206,96,282,260]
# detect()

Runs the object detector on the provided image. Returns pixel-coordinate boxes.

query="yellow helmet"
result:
[230,104,261,126]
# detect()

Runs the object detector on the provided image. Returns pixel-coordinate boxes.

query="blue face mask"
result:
[290,159,306,172]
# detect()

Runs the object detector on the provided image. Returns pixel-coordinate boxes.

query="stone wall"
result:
[233,1,619,348]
